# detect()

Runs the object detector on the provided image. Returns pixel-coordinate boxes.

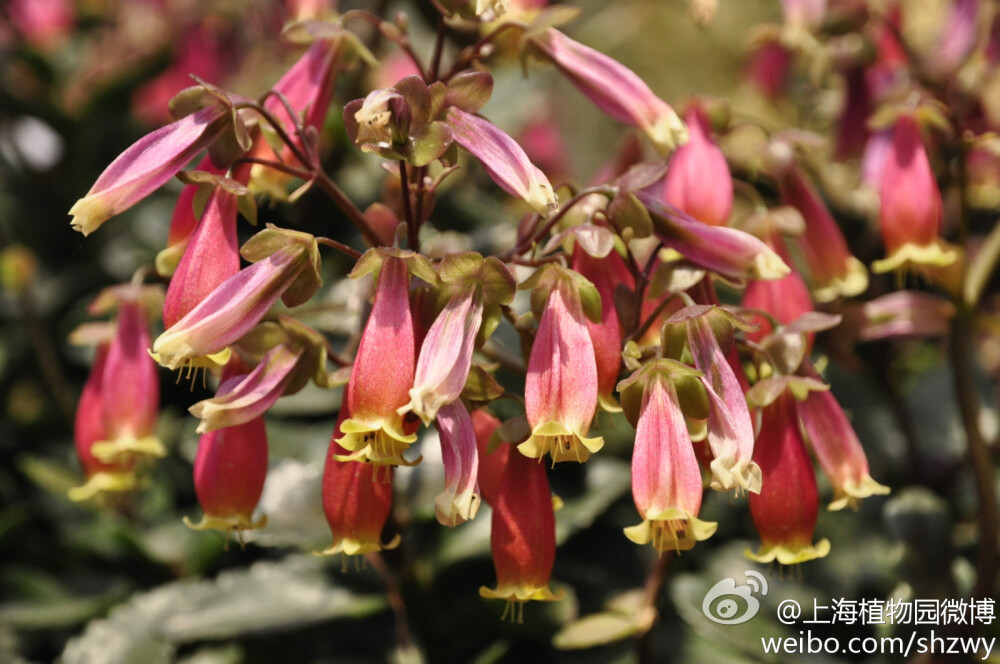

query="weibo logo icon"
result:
[701,570,768,625]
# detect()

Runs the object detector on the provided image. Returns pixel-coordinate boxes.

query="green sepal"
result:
[282,19,377,67]
[405,120,453,167]
[348,247,438,286]
[646,261,705,299]
[239,224,322,308]
[394,75,430,126]
[668,304,758,352]
[445,70,494,115]
[524,5,583,39]
[462,363,506,402]
[616,358,705,427]
[177,170,258,226]
[607,192,652,239]
[540,224,617,259]
[745,375,828,409]
[518,263,602,323]
[277,315,335,390]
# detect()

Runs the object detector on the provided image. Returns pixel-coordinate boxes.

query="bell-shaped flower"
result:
[184,358,269,539]
[621,366,717,553]
[152,226,320,371]
[445,106,557,215]
[320,390,400,559]
[336,253,431,466]
[796,363,889,510]
[529,28,688,155]
[90,299,165,463]
[740,231,815,351]
[473,409,509,507]
[746,391,830,565]
[777,167,868,301]
[859,290,955,341]
[519,268,603,464]
[162,175,249,330]
[69,101,234,236]
[434,401,481,527]
[638,191,790,282]
[189,344,303,433]
[674,307,761,495]
[571,245,625,412]
[68,345,139,501]
[663,104,732,227]
[403,286,483,425]
[479,448,564,621]
[873,114,957,273]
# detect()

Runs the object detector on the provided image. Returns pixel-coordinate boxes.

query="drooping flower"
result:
[68,345,139,501]
[638,191,790,282]
[445,106,557,215]
[188,344,303,433]
[795,363,889,510]
[776,167,868,301]
[403,286,483,425]
[479,448,564,621]
[152,227,320,371]
[674,307,761,494]
[320,389,400,559]
[872,114,957,273]
[473,409,509,507]
[90,299,165,463]
[746,390,830,564]
[740,231,815,351]
[336,253,426,466]
[663,104,732,227]
[162,176,246,330]
[184,357,269,538]
[434,400,481,527]
[68,101,236,236]
[571,245,625,412]
[859,290,956,341]
[529,28,688,155]
[519,270,603,464]
[620,363,717,553]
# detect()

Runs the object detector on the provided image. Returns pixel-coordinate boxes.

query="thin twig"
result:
[317,237,363,260]
[398,161,419,250]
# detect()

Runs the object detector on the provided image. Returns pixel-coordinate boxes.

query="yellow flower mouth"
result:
[624,508,717,554]
[744,538,831,565]
[479,584,566,623]
[517,421,604,464]
[90,434,166,463]
[316,534,402,571]
[183,512,268,548]
[335,418,420,466]
[871,240,958,274]
[67,470,139,502]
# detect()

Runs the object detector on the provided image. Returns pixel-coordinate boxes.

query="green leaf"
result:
[552,607,655,650]
[463,364,506,402]
[607,192,652,239]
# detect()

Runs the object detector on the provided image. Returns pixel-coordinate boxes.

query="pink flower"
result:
[402,286,483,425]
[184,358,269,538]
[189,344,303,433]
[663,104,732,227]
[445,107,557,215]
[69,103,232,236]
[479,448,563,620]
[434,401,481,527]
[622,367,717,553]
[571,245,625,412]
[530,29,687,155]
[320,390,400,558]
[777,167,868,301]
[679,308,761,494]
[336,256,419,466]
[162,179,243,330]
[638,191,790,282]
[796,363,889,510]
[473,409,509,507]
[520,283,603,464]
[152,230,317,371]
[746,391,830,565]
[68,345,139,501]
[873,114,957,273]
[859,290,956,341]
[90,299,165,463]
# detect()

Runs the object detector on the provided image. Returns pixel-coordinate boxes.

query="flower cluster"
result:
[66,1,902,634]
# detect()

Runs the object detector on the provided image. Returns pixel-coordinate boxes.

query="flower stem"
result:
[636,552,672,664]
